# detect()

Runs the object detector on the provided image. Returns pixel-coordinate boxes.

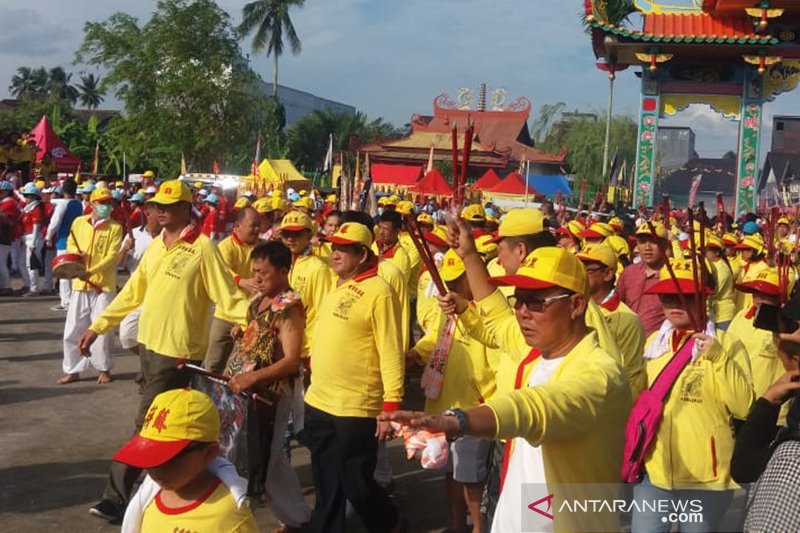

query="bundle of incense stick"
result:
[451,123,459,201]
[687,210,704,330]
[403,216,448,296]
[646,219,699,330]
[179,362,273,406]
[697,203,709,327]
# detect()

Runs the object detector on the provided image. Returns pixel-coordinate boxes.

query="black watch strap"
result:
[443,408,468,441]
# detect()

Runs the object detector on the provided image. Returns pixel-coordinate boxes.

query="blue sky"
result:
[1,0,797,158]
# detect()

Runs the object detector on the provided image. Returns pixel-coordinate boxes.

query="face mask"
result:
[94,203,112,220]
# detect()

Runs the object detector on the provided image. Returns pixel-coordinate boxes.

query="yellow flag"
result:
[180,152,187,175]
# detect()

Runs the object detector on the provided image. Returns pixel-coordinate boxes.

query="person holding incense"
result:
[733,233,769,312]
[373,209,412,283]
[630,256,753,533]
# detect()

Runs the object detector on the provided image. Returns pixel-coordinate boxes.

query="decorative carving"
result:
[670,65,735,83]
[506,96,532,113]
[457,87,473,110]
[433,93,458,110]
[432,87,530,113]
[491,89,508,111]
[633,0,703,15]
[763,60,800,102]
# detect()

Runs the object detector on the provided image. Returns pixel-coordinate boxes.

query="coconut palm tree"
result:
[76,73,105,109]
[46,67,79,104]
[238,0,305,98]
[9,66,48,100]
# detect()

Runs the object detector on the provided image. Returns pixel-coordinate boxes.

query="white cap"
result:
[145,186,157,194]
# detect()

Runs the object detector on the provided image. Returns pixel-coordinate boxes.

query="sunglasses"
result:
[510,292,573,313]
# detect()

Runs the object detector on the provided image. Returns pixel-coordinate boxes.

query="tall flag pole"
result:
[91,141,100,175]
[323,133,333,172]
[606,150,619,204]
[426,143,434,174]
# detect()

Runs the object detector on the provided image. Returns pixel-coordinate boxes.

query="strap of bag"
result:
[649,337,696,400]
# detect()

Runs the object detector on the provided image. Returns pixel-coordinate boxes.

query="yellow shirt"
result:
[214,234,254,323]
[735,259,768,312]
[377,260,410,349]
[372,240,411,282]
[398,231,423,290]
[141,480,258,533]
[312,241,331,262]
[643,330,754,490]
[413,304,498,413]
[486,257,513,297]
[90,227,250,359]
[597,296,646,399]
[306,264,405,417]
[709,258,736,324]
[67,216,123,293]
[290,252,332,357]
[487,331,631,533]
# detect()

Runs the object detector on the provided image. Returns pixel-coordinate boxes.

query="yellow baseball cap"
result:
[417,213,434,226]
[475,234,499,261]
[112,389,220,468]
[645,258,714,295]
[115,181,125,188]
[778,216,790,226]
[253,197,274,214]
[461,204,486,222]
[293,196,314,210]
[609,217,624,232]
[581,222,614,239]
[605,234,630,259]
[327,222,374,248]
[90,187,113,203]
[388,195,401,204]
[326,194,337,203]
[142,170,155,178]
[147,179,193,205]
[271,196,288,211]
[234,197,251,209]
[423,225,450,248]
[34,179,46,189]
[705,233,724,250]
[733,234,765,255]
[722,233,739,247]
[635,221,668,240]
[576,243,617,270]
[489,208,545,243]
[737,268,792,297]
[193,181,204,189]
[396,200,415,216]
[378,196,390,206]
[489,246,589,296]
[280,211,314,232]
[440,249,466,282]
[300,190,308,196]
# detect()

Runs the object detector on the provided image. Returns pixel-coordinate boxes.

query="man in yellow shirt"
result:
[733,234,769,312]
[373,209,411,281]
[576,243,646,398]
[116,389,258,532]
[279,210,332,358]
[395,200,423,290]
[384,244,631,533]
[59,187,123,385]
[79,180,250,523]
[203,206,261,373]
[705,233,737,330]
[304,222,404,533]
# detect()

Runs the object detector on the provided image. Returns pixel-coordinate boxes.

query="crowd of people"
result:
[4,168,800,533]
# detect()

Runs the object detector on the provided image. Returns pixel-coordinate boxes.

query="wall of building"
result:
[772,116,800,154]
[258,82,355,127]
[657,127,697,172]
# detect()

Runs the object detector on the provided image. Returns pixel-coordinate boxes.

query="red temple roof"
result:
[370,163,422,187]
[410,168,453,197]
[471,169,502,191]
[703,0,799,16]
[643,13,762,40]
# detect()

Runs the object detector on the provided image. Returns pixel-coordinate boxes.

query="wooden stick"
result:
[647,219,698,329]
[179,362,274,406]
[451,123,459,197]
[687,210,703,331]
[698,202,709,326]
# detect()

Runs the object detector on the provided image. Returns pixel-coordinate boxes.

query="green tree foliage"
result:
[540,112,637,188]
[76,73,105,109]
[287,109,404,170]
[9,66,79,104]
[76,0,271,177]
[239,0,305,97]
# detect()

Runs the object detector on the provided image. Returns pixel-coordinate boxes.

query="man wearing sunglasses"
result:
[383,239,631,533]
[577,243,646,398]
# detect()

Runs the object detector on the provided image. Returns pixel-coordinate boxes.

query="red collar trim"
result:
[352,257,380,283]
[514,348,542,390]
[179,223,201,244]
[380,243,398,259]
[600,292,621,312]
[231,232,243,245]
[745,305,757,320]
[154,478,220,515]
[671,330,690,352]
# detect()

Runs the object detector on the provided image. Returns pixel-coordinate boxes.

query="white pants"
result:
[43,246,55,291]
[119,307,142,350]
[10,237,20,272]
[265,388,312,527]
[24,239,41,292]
[62,290,115,374]
[56,249,73,306]
[0,243,10,289]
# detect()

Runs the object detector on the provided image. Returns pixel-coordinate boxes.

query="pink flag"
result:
[687,174,703,207]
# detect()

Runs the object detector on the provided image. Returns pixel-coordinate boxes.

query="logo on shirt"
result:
[165,254,191,280]
[333,293,358,320]
[679,367,704,404]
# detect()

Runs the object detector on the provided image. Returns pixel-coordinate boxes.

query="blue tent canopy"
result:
[526,174,572,197]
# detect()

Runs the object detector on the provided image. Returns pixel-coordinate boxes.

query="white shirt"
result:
[123,226,157,273]
[491,356,565,533]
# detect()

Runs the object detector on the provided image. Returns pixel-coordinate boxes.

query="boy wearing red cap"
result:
[117,388,257,532]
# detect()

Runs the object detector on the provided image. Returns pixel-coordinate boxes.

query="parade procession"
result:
[6,1,800,532]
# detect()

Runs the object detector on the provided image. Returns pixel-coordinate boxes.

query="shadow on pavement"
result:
[0,317,65,326]
[0,331,65,343]
[0,351,62,363]
[0,460,109,514]
[0,385,100,406]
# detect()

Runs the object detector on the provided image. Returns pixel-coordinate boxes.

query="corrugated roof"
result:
[590,16,778,45]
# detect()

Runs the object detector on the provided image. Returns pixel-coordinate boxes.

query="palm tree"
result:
[9,66,47,100]
[76,73,105,109]
[239,0,305,98]
[46,67,79,104]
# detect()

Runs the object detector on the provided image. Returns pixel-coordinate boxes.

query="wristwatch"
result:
[443,408,469,442]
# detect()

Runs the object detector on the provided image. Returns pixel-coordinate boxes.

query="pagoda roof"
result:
[471,169,502,191]
[410,168,453,197]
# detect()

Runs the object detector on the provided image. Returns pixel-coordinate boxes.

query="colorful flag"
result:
[91,141,100,175]
[252,131,262,177]
[212,159,220,176]
[426,143,434,174]
[181,152,187,175]
[687,174,703,207]
[323,133,333,172]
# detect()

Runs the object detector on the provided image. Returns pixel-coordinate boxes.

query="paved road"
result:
[0,279,446,532]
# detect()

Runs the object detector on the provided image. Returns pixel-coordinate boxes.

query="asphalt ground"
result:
[0,275,446,532]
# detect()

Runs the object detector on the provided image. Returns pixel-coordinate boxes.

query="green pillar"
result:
[735,68,763,217]
[633,72,660,209]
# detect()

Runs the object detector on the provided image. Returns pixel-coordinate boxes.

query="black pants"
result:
[303,404,398,533]
[102,348,194,507]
